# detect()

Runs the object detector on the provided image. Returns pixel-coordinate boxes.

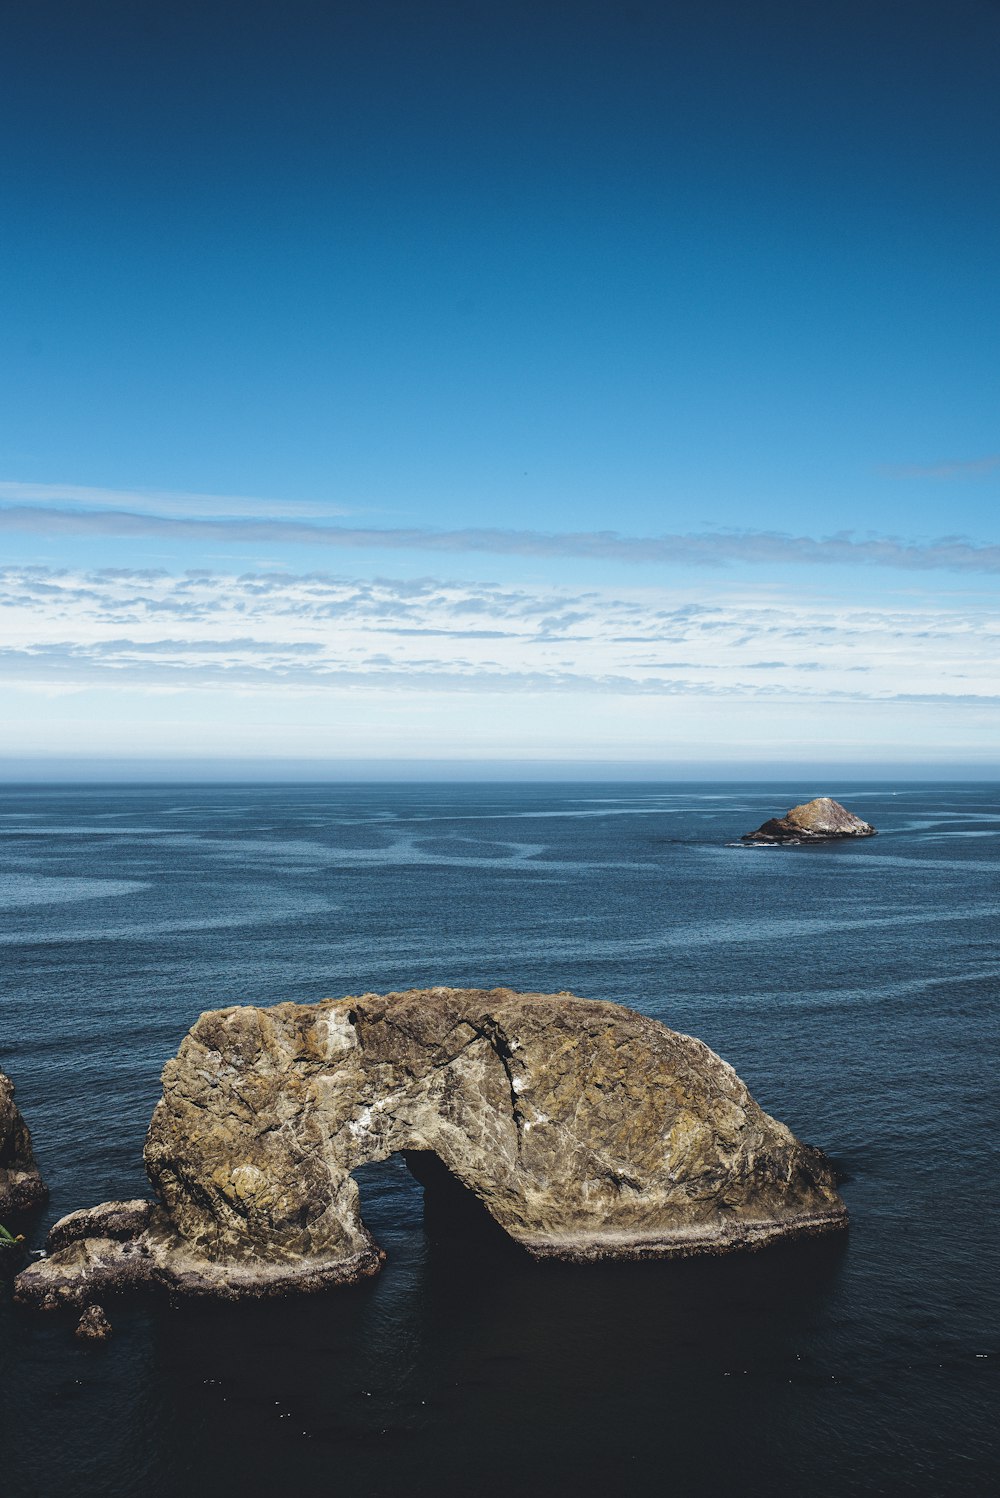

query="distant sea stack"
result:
[1,1068,48,1219]
[16,988,847,1309]
[742,796,877,845]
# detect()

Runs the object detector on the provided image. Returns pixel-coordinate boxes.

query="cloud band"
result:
[3,503,1000,574]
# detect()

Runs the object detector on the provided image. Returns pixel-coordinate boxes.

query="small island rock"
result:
[75,1304,113,1342]
[15,987,847,1310]
[742,796,876,845]
[1,1068,48,1218]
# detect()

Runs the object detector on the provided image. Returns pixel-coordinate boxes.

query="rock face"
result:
[0,1067,47,1218]
[15,988,847,1309]
[742,797,876,844]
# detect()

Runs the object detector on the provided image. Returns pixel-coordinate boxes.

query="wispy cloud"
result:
[0,481,350,521]
[4,501,1000,574]
[3,641,997,708]
[879,454,1000,480]
[2,564,999,706]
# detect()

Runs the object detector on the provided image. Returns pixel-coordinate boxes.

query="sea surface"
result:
[1,782,997,1496]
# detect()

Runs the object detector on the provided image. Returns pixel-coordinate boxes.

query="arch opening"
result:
[350,1150,520,1258]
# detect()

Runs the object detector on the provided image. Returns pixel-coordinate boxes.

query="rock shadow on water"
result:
[125,1167,850,1498]
[400,1149,527,1255]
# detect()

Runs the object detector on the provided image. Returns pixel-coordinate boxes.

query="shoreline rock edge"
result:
[1,1067,48,1221]
[16,987,848,1308]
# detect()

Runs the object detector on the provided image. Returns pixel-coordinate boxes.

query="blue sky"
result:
[2,0,999,774]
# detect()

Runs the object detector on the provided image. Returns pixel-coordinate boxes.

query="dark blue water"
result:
[1,783,997,1495]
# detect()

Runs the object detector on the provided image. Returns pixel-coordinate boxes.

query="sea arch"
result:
[16,988,848,1307]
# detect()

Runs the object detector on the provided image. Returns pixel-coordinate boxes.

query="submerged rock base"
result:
[16,988,847,1309]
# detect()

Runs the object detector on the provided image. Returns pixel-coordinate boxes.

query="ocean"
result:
[1,782,997,1495]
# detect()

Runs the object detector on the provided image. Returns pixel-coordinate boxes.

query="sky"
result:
[2,0,999,777]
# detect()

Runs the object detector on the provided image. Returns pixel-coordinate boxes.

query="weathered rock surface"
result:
[75,1303,113,1342]
[1,1067,47,1218]
[16,988,847,1309]
[742,796,876,844]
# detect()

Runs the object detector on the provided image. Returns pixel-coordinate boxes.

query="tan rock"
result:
[75,1303,113,1342]
[742,796,876,844]
[16,988,847,1308]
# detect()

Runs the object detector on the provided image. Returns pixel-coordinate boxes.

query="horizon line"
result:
[0,756,995,785]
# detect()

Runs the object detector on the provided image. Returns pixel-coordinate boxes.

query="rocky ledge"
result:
[16,987,847,1310]
[1,1067,48,1220]
[742,796,876,845]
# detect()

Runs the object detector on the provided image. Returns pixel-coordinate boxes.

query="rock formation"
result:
[16,988,847,1309]
[75,1304,113,1342]
[742,796,876,844]
[1,1067,47,1218]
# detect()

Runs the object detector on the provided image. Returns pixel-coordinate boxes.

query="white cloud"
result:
[1,565,999,708]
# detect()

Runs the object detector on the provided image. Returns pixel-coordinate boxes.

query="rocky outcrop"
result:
[75,1304,113,1342]
[1,1067,47,1219]
[742,797,876,844]
[16,988,847,1309]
